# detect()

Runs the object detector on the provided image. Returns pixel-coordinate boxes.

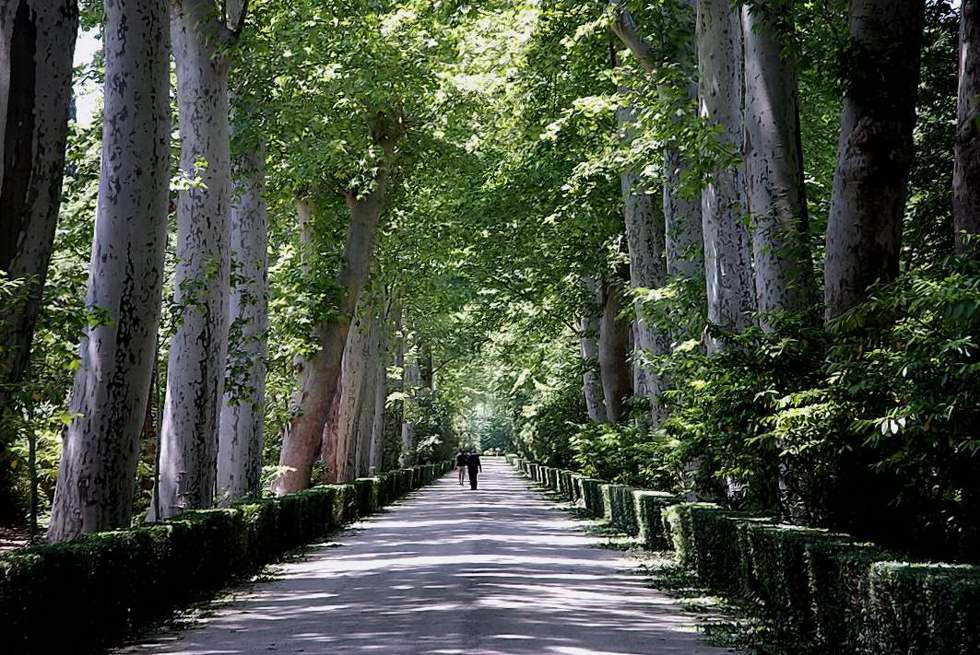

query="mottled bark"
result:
[216,145,267,503]
[47,0,169,542]
[610,0,702,281]
[698,0,755,349]
[153,0,235,519]
[955,0,980,254]
[353,305,382,478]
[0,0,77,523]
[598,277,633,423]
[322,307,371,483]
[580,277,608,423]
[399,332,421,466]
[741,2,815,328]
[367,301,390,474]
[616,105,669,423]
[824,0,924,320]
[274,144,392,494]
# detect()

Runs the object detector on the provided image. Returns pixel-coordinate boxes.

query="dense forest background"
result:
[1,0,978,565]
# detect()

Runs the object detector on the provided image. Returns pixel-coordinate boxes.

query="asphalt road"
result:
[119,458,729,655]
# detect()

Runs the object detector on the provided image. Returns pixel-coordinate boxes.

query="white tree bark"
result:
[367,301,390,474]
[598,277,633,422]
[610,0,703,281]
[955,0,980,254]
[399,331,420,465]
[0,0,77,522]
[48,0,169,542]
[322,303,371,483]
[580,277,608,423]
[275,130,395,494]
[697,0,755,349]
[617,105,670,424]
[216,145,267,503]
[153,0,244,518]
[824,0,924,320]
[741,3,814,328]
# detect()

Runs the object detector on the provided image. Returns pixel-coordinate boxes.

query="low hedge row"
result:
[0,461,451,654]
[507,455,980,654]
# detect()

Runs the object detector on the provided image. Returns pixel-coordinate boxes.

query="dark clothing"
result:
[466,455,481,490]
[455,453,468,467]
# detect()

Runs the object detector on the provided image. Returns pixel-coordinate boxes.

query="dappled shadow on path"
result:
[117,459,728,655]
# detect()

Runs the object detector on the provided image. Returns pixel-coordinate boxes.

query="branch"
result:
[608,0,656,75]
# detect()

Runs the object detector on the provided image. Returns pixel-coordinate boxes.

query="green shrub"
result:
[804,540,889,652]
[578,478,606,516]
[354,478,380,517]
[665,502,772,592]
[0,467,447,654]
[633,491,679,549]
[600,484,638,535]
[742,522,852,638]
[570,473,584,503]
[558,470,575,500]
[864,562,980,655]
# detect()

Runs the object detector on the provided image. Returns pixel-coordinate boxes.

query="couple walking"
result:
[455,450,482,490]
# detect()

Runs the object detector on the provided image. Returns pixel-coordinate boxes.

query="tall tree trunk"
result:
[322,304,371,483]
[0,0,77,524]
[399,331,420,466]
[216,145,267,503]
[47,0,169,542]
[153,1,235,519]
[275,138,393,494]
[367,298,390,474]
[617,105,670,424]
[955,0,980,255]
[697,0,755,349]
[354,303,382,478]
[610,0,703,281]
[598,277,633,422]
[741,3,815,328]
[579,277,608,423]
[824,0,924,320]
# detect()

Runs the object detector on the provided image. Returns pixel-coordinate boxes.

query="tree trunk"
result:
[152,1,234,519]
[367,300,390,474]
[399,331,420,466]
[955,0,980,255]
[0,0,78,524]
[579,277,608,423]
[47,0,169,542]
[697,0,755,349]
[824,0,924,320]
[598,277,633,422]
[610,0,703,282]
[353,303,382,478]
[617,105,670,424]
[216,145,267,503]
[274,160,389,494]
[321,305,371,483]
[741,3,815,328]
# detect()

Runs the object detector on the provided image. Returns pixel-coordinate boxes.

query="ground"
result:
[116,458,731,655]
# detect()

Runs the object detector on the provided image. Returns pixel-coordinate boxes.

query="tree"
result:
[217,141,268,503]
[0,0,78,524]
[824,0,925,320]
[579,277,609,423]
[697,0,756,347]
[954,0,980,254]
[597,275,633,422]
[741,0,815,327]
[153,0,249,519]
[48,0,170,541]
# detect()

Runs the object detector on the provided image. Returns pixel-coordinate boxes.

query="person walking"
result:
[455,450,468,486]
[466,450,482,490]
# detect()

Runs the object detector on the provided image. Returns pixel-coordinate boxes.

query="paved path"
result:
[121,458,730,654]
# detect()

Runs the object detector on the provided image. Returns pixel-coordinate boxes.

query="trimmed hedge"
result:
[0,462,449,654]
[510,458,980,654]
[601,484,638,535]
[633,490,679,549]
[864,562,980,655]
